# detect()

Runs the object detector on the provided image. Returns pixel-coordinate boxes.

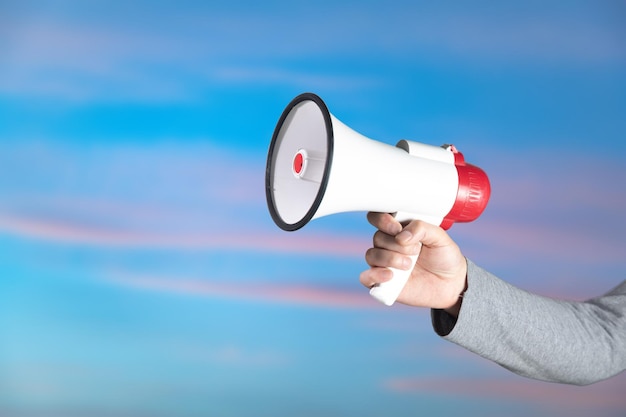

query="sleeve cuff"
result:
[431,308,458,336]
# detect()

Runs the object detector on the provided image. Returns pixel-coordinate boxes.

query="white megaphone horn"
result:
[265,93,490,306]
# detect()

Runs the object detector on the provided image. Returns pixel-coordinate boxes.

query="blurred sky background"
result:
[1,1,625,416]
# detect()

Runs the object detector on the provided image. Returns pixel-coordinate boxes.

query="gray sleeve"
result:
[431,259,626,385]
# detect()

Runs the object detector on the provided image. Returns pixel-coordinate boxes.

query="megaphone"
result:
[265,93,490,306]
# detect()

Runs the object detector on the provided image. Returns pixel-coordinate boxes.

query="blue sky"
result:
[1,1,625,416]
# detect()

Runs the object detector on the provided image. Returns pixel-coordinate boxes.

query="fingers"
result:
[372,229,403,253]
[360,245,415,289]
[362,213,468,308]
[367,212,402,236]
[371,224,421,259]
[362,213,421,287]
[359,267,392,289]
[365,246,414,270]
[401,219,453,249]
[367,213,442,251]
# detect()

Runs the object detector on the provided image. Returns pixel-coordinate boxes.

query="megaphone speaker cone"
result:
[265,93,334,231]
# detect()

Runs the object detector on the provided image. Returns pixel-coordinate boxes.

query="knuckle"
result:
[364,247,377,263]
[372,231,385,247]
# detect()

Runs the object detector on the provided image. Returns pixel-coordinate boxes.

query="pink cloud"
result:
[484,149,626,218]
[0,212,368,257]
[106,270,379,310]
[453,218,626,264]
[1,18,195,102]
[384,374,626,411]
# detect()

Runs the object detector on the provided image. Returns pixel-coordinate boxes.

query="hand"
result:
[359,212,467,315]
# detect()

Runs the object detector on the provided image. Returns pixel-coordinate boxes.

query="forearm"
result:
[432,260,626,385]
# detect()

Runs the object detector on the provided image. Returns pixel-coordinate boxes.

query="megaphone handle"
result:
[369,253,418,306]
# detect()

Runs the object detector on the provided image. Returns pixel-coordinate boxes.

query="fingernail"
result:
[382,269,393,281]
[397,230,412,243]
[402,256,413,270]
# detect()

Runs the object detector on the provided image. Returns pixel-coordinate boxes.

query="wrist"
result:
[443,290,464,318]
[443,269,468,318]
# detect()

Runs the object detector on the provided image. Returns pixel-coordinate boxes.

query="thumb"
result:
[399,220,451,249]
